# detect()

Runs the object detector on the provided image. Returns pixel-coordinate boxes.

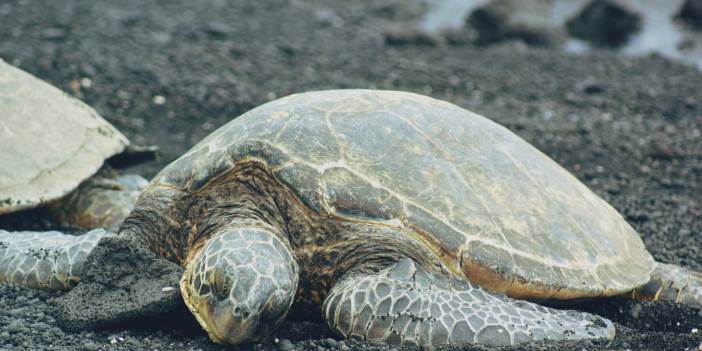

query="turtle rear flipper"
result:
[631,261,702,310]
[323,258,615,347]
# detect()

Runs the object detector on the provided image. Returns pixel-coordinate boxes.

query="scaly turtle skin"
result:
[0,58,148,229]
[1,90,701,347]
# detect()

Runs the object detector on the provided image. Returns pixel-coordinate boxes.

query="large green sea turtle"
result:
[0,58,151,230]
[1,90,700,347]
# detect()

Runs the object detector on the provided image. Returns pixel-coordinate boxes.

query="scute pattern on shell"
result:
[151,89,654,298]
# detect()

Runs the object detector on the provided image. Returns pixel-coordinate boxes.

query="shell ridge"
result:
[385,106,518,264]
[255,139,621,269]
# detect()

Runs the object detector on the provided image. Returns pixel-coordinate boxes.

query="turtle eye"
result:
[199,283,211,297]
[208,268,230,301]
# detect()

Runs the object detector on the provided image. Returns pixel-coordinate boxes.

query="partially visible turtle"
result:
[1,90,701,347]
[0,58,153,229]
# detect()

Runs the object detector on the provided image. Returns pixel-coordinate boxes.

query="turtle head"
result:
[180,231,297,345]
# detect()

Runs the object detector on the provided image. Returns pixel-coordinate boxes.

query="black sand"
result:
[0,0,701,350]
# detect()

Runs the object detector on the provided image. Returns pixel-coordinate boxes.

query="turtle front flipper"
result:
[631,261,702,310]
[323,258,615,347]
[0,229,113,289]
[0,230,182,330]
[181,226,299,345]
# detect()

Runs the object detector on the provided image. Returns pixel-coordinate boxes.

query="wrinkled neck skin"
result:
[119,161,447,305]
[118,184,188,260]
[119,164,288,263]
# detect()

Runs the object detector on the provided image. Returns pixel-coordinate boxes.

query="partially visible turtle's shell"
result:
[0,59,129,214]
[152,89,655,300]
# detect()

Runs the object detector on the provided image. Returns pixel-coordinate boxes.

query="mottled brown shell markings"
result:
[148,89,654,299]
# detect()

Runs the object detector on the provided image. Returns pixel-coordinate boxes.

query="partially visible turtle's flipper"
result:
[323,258,615,348]
[46,173,148,229]
[631,261,702,310]
[0,229,114,289]
[181,226,299,345]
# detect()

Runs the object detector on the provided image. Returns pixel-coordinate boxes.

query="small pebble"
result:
[278,339,294,351]
[82,341,100,351]
[41,27,66,40]
[322,338,338,348]
[153,95,166,105]
[80,77,92,88]
[205,22,230,38]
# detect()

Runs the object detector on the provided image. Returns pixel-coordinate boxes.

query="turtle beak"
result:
[180,257,267,345]
[179,232,296,345]
[205,299,261,344]
[180,273,261,344]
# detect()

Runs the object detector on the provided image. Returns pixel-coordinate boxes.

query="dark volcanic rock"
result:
[467,0,564,47]
[678,0,702,28]
[567,0,642,47]
[56,236,183,330]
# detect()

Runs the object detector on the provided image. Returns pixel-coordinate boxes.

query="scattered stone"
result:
[467,0,564,47]
[81,341,100,351]
[153,95,166,105]
[678,0,702,28]
[314,8,344,28]
[629,303,642,318]
[277,44,298,57]
[566,0,642,47]
[80,77,92,89]
[322,338,338,349]
[577,78,606,94]
[384,26,444,47]
[41,27,67,40]
[151,31,172,45]
[205,21,231,38]
[649,141,680,159]
[278,339,295,351]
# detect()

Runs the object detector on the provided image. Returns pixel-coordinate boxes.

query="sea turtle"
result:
[1,90,701,347]
[0,58,152,230]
